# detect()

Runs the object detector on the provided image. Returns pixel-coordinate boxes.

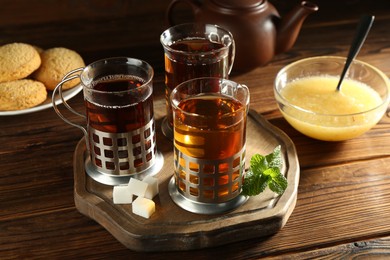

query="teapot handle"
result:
[166,0,201,26]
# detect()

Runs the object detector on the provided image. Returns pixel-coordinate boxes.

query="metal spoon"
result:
[336,15,375,91]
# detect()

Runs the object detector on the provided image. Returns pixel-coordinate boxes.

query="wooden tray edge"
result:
[72,110,300,252]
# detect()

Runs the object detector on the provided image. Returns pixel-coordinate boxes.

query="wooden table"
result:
[1,0,390,258]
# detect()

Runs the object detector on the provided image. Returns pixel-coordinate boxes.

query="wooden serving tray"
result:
[73,109,299,252]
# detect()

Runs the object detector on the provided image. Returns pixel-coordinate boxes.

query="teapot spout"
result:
[276,1,318,54]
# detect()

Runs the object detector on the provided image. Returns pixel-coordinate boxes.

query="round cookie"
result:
[0,79,47,111]
[0,43,41,83]
[33,47,85,91]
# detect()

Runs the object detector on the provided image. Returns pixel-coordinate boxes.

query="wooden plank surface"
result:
[1,0,390,259]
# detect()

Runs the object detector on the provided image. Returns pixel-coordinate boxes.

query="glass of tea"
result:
[52,57,164,186]
[160,23,235,140]
[168,77,249,214]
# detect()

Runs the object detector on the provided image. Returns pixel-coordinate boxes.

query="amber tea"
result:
[165,38,229,92]
[160,23,235,139]
[53,57,162,186]
[174,94,246,197]
[85,75,154,133]
[169,78,249,213]
[174,94,245,160]
[164,38,230,127]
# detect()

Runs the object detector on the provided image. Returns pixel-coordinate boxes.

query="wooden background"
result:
[1,0,390,259]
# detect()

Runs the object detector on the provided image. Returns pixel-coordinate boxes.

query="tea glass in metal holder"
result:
[160,23,235,140]
[168,77,249,214]
[52,57,163,186]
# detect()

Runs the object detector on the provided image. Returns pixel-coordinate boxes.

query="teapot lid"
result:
[211,0,265,9]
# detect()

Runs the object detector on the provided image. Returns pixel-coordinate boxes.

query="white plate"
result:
[0,84,83,116]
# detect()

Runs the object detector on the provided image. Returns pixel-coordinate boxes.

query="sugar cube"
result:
[142,176,159,199]
[128,178,148,197]
[113,185,133,204]
[132,197,155,219]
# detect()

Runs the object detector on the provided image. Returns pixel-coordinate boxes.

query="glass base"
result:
[168,176,248,215]
[161,116,173,141]
[85,151,164,186]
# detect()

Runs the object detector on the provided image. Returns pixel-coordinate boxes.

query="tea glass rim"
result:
[274,55,390,117]
[160,23,234,56]
[170,77,249,119]
[79,57,154,95]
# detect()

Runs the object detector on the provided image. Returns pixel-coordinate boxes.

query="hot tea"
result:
[174,94,245,160]
[160,23,235,140]
[165,38,229,90]
[53,57,162,185]
[173,93,246,198]
[85,75,154,134]
[169,78,249,213]
[164,38,230,127]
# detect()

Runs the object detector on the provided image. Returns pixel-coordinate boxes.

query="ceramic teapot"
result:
[166,0,319,73]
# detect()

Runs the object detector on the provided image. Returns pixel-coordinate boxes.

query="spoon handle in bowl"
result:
[336,15,375,91]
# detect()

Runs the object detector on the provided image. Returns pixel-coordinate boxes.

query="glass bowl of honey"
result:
[274,56,390,141]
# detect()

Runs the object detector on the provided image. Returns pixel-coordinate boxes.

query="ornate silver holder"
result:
[85,119,164,186]
[85,152,164,186]
[168,146,248,214]
[168,177,248,214]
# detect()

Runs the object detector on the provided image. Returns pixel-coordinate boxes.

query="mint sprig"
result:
[241,145,287,196]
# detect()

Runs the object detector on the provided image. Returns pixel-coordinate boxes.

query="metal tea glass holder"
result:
[52,57,164,186]
[168,145,248,215]
[168,77,250,214]
[84,119,164,186]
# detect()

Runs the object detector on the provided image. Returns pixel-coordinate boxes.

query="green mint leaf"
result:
[265,145,282,169]
[241,171,268,196]
[241,145,287,197]
[265,167,288,195]
[250,154,267,174]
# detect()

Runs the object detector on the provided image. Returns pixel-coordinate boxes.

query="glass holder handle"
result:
[52,68,88,141]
